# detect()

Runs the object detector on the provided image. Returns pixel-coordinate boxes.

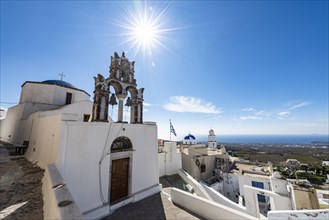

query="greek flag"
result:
[170,120,177,136]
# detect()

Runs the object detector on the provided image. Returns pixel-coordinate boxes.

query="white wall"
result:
[159,153,165,177]
[202,182,247,213]
[211,173,240,203]
[42,164,83,220]
[239,174,271,197]
[20,82,89,106]
[55,121,159,217]
[0,104,24,143]
[158,142,182,177]
[244,185,292,218]
[178,169,212,200]
[25,114,61,167]
[270,176,290,196]
[25,101,93,167]
[171,188,257,220]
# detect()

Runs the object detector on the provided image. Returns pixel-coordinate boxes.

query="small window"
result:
[83,114,90,122]
[65,92,72,105]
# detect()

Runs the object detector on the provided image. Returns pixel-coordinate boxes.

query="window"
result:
[111,136,132,153]
[252,181,266,202]
[65,92,72,105]
[83,114,90,122]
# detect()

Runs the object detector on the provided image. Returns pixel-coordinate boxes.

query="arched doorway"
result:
[109,136,133,204]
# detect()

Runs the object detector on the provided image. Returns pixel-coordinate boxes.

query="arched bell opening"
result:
[108,86,118,121]
[125,86,138,124]
[108,81,125,122]
[122,93,132,123]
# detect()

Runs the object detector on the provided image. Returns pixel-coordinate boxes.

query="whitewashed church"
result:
[0,52,161,219]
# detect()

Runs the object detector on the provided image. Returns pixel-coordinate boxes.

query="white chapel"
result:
[0,52,161,219]
[183,133,197,145]
[0,79,91,145]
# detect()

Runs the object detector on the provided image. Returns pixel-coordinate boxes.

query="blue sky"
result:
[1,1,328,140]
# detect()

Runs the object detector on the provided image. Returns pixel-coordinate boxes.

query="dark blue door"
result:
[251,181,266,202]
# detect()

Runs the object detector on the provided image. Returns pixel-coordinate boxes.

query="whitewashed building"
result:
[0,80,91,145]
[2,52,161,219]
[180,131,229,181]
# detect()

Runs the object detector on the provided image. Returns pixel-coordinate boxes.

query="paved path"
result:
[102,175,205,220]
[0,143,44,220]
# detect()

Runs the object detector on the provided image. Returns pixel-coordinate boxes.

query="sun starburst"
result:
[115,2,175,60]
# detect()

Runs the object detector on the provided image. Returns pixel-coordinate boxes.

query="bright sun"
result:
[136,23,155,43]
[116,2,174,59]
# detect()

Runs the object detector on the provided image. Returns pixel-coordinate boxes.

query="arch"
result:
[126,86,138,99]
[108,80,123,95]
[111,136,133,153]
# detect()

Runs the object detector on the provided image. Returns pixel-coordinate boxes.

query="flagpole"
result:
[169,119,172,143]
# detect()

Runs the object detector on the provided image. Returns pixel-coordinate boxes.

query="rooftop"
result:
[21,80,90,96]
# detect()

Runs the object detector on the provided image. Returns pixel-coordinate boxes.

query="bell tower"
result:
[208,129,217,148]
[91,52,144,124]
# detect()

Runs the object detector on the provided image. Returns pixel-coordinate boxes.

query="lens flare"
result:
[115,2,177,60]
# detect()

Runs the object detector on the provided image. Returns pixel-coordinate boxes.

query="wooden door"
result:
[110,158,129,203]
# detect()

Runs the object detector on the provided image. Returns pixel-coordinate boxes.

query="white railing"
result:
[43,164,83,219]
[171,188,257,220]
[268,209,329,220]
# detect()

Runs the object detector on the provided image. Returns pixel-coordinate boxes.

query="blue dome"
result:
[184,134,196,140]
[42,80,76,89]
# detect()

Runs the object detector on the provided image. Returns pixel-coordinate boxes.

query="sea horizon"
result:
[195,134,329,144]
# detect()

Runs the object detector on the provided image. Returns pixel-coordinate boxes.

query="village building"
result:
[286,158,301,165]
[180,130,230,181]
[1,52,161,219]
[322,161,329,166]
[0,79,91,146]
[1,54,327,220]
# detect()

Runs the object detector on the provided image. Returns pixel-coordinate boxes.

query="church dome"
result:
[184,134,196,140]
[42,80,77,89]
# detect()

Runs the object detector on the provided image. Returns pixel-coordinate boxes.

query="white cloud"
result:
[285,101,312,110]
[255,110,271,117]
[239,109,271,121]
[239,116,262,120]
[163,96,221,114]
[143,102,152,107]
[277,111,290,119]
[278,111,290,116]
[242,107,254,112]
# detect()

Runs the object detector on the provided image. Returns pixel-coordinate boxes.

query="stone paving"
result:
[0,142,44,220]
[102,175,205,220]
